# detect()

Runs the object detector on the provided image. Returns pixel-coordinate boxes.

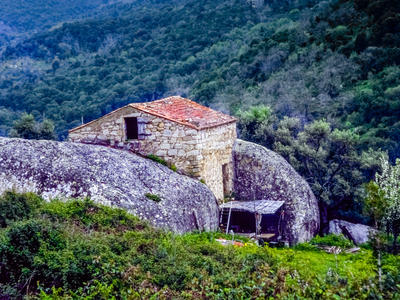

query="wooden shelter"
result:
[220,200,285,240]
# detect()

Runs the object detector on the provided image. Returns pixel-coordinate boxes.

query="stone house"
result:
[68,96,237,200]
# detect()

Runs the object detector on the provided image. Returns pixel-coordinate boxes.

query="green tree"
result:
[10,113,38,139]
[375,157,400,252]
[238,108,384,230]
[237,105,276,146]
[39,119,56,140]
[364,181,387,229]
[276,120,379,229]
[10,113,56,140]
[364,180,387,288]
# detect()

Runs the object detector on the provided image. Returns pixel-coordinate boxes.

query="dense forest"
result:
[0,0,142,34]
[0,0,136,53]
[1,0,398,151]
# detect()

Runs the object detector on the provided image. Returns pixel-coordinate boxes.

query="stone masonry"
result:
[69,96,237,200]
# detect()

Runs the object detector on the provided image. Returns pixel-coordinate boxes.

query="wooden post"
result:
[225,206,232,235]
[255,212,261,239]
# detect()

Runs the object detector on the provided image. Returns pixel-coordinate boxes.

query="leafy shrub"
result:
[170,163,177,172]
[293,242,319,251]
[0,191,42,227]
[42,198,145,230]
[0,219,66,285]
[147,154,177,172]
[310,234,354,248]
[145,193,162,203]
[147,154,168,166]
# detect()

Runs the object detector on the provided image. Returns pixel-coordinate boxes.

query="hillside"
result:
[0,0,141,58]
[1,192,399,298]
[0,0,256,137]
[0,0,139,34]
[0,0,399,157]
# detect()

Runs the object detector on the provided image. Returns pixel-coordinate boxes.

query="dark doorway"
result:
[228,211,281,235]
[125,117,138,140]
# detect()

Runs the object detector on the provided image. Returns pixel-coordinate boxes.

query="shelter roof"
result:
[220,200,285,215]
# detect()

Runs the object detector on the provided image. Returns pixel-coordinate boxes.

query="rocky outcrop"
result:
[232,139,320,244]
[0,137,219,233]
[329,219,376,245]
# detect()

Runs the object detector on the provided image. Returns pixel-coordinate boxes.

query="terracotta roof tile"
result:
[130,96,236,130]
[69,96,236,133]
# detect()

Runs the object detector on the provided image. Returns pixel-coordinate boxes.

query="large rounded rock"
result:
[0,137,219,233]
[233,139,319,244]
[329,219,376,245]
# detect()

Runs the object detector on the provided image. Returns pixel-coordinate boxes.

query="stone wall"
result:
[69,105,236,200]
[198,124,236,201]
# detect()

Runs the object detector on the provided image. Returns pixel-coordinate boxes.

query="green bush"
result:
[0,191,42,227]
[42,198,146,230]
[145,193,162,203]
[0,192,399,299]
[0,219,66,285]
[310,234,354,248]
[293,242,319,251]
[147,154,177,172]
[170,163,177,172]
[146,154,168,166]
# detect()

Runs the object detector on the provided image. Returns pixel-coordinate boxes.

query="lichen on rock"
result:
[329,219,376,245]
[0,137,219,233]
[232,139,320,244]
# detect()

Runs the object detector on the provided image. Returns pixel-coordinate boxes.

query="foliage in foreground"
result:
[0,192,399,299]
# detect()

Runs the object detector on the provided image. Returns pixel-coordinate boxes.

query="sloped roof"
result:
[129,96,236,130]
[220,200,285,215]
[69,96,236,133]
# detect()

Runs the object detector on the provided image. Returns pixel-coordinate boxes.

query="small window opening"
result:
[125,117,138,140]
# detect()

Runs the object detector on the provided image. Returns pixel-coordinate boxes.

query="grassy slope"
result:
[0,192,399,299]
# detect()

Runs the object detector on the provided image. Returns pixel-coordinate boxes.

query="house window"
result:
[125,117,138,140]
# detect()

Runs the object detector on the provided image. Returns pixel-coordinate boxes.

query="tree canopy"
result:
[10,114,56,140]
[238,105,384,229]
